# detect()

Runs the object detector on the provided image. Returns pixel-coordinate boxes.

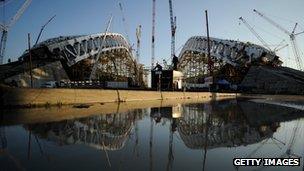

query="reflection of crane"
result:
[149,117,154,171]
[253,9,304,71]
[168,0,177,62]
[0,126,7,150]
[151,0,156,68]
[0,0,32,64]
[34,15,56,46]
[136,25,142,62]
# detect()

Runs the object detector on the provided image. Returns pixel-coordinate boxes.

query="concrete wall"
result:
[4,61,69,88]
[1,87,237,107]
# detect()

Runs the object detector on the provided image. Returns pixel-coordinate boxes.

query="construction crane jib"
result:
[239,17,272,52]
[136,25,142,63]
[89,15,113,81]
[0,0,32,64]
[253,9,304,71]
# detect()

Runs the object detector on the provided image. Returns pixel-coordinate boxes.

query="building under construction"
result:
[0,33,144,88]
[177,36,304,94]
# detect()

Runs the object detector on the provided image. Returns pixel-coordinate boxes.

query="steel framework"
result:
[178,36,282,82]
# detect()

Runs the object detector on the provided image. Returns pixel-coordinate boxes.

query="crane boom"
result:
[0,0,32,64]
[89,15,113,80]
[7,0,32,28]
[136,25,142,62]
[253,9,304,71]
[35,15,56,46]
[239,17,272,51]
[151,0,156,68]
[253,9,290,35]
[118,2,130,44]
[169,0,176,61]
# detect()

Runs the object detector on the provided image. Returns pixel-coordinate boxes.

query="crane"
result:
[89,15,113,81]
[239,17,272,52]
[136,25,142,63]
[118,2,130,44]
[253,9,304,71]
[151,0,156,68]
[34,15,56,46]
[0,0,32,64]
[239,17,288,54]
[168,0,177,62]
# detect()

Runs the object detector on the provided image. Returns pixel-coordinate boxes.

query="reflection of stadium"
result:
[28,111,138,151]
[177,101,280,149]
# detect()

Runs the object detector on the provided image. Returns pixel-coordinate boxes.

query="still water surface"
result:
[1,100,304,171]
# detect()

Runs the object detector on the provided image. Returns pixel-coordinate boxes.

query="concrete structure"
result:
[0,86,237,108]
[240,66,304,94]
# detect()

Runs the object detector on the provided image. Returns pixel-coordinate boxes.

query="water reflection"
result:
[178,102,279,149]
[1,100,304,170]
[27,111,137,151]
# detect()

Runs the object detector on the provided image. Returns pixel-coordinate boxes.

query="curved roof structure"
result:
[23,33,133,66]
[30,112,135,151]
[178,36,282,81]
[1,33,141,82]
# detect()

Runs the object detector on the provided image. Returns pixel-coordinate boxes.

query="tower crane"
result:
[89,15,113,81]
[253,9,304,71]
[168,0,177,62]
[239,17,273,52]
[239,17,288,54]
[151,0,156,68]
[0,0,32,64]
[118,2,130,45]
[34,15,56,46]
[136,25,142,63]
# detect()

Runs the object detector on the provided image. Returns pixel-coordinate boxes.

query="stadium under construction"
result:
[0,32,304,94]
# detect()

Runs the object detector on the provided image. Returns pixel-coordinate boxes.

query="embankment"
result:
[1,86,237,108]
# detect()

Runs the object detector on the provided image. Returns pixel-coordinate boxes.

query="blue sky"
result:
[1,0,304,69]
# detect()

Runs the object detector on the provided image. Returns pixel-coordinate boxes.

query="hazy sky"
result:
[1,0,304,69]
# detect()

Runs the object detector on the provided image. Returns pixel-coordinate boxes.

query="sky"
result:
[1,0,304,69]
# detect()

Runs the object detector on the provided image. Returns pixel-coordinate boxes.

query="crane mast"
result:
[169,0,176,62]
[151,0,156,68]
[0,0,32,64]
[253,9,304,71]
[136,25,142,63]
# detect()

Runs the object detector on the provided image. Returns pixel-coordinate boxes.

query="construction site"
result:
[0,0,304,170]
[0,0,303,95]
